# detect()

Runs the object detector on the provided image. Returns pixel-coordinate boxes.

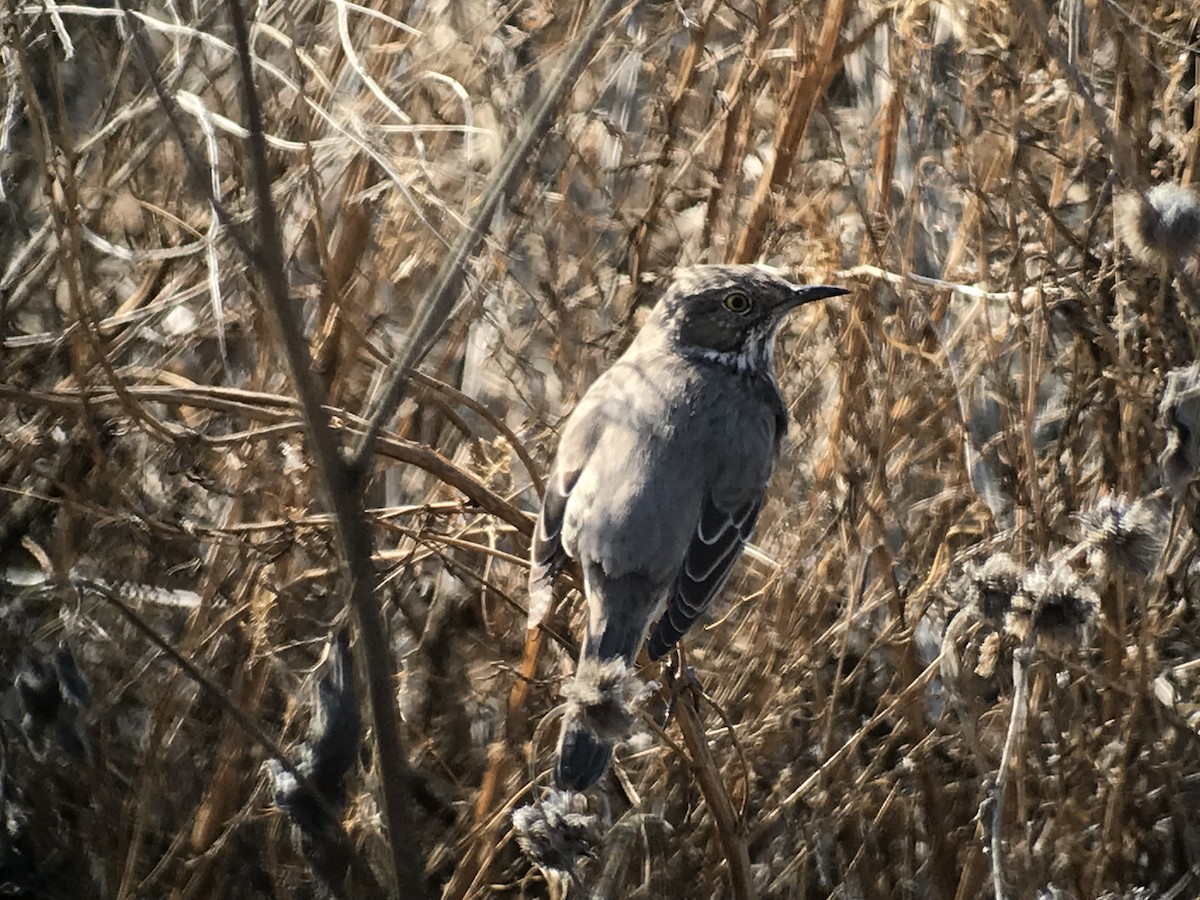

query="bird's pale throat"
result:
[677,327,776,375]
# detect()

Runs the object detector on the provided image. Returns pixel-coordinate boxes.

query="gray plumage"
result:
[529,264,847,790]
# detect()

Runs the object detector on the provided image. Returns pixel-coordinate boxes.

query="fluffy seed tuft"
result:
[958,553,1023,623]
[1078,494,1167,577]
[561,658,654,743]
[1007,564,1099,645]
[512,789,601,875]
[1115,183,1200,265]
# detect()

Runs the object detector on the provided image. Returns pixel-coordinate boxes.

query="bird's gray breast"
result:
[560,348,779,583]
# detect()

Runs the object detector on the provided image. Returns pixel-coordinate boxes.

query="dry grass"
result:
[3,0,1200,897]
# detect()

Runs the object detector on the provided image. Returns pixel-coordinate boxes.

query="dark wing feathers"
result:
[646,494,763,660]
[528,470,576,627]
[531,473,570,569]
[696,499,730,544]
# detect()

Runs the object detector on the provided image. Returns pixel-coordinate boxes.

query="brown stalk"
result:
[10,31,181,452]
[627,0,719,283]
[731,0,849,264]
[111,0,432,887]
[444,549,557,897]
[857,53,904,262]
[990,645,1034,900]
[703,34,758,254]
[312,155,374,394]
[750,656,942,845]
[818,553,869,757]
[954,843,990,900]
[405,370,545,497]
[668,672,755,900]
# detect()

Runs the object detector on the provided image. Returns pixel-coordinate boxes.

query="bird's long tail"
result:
[556,718,614,792]
[555,571,661,791]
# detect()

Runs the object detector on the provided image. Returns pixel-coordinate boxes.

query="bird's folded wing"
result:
[528,468,575,628]
[646,492,763,659]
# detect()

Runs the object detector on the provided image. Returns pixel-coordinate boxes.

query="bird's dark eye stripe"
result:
[723,291,752,314]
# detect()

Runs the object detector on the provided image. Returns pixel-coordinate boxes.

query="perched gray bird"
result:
[528,264,847,791]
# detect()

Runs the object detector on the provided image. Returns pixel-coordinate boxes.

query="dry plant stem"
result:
[751,656,941,845]
[437,759,511,900]
[440,629,542,900]
[1094,564,1162,892]
[628,0,718,282]
[991,645,1033,900]
[1009,0,1122,178]
[0,384,534,538]
[1018,293,1048,548]
[819,553,869,757]
[220,0,426,892]
[406,370,544,496]
[1013,0,1200,307]
[351,0,626,472]
[702,14,759,253]
[81,580,385,897]
[104,4,549,881]
[837,264,1052,302]
[732,0,848,263]
[10,33,178,452]
[955,843,991,900]
[859,55,904,262]
[669,676,755,900]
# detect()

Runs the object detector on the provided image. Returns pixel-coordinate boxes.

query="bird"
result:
[528,264,848,791]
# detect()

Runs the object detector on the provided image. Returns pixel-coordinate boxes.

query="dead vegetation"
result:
[2,0,1200,897]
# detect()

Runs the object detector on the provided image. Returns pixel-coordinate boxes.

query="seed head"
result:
[512,789,601,875]
[1115,183,1200,266]
[561,658,653,743]
[958,553,1023,623]
[1078,494,1167,577]
[1008,564,1099,645]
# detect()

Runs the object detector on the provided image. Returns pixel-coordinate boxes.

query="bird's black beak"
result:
[779,283,850,311]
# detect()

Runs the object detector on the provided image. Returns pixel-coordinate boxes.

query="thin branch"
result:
[668,668,755,900]
[0,383,535,537]
[991,645,1034,900]
[731,0,849,264]
[836,264,1058,302]
[226,0,427,891]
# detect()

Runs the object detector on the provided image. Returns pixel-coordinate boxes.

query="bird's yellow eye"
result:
[722,292,752,314]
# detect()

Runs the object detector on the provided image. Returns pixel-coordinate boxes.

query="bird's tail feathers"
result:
[554,655,653,791]
[554,657,640,792]
[555,715,613,791]
[553,569,662,790]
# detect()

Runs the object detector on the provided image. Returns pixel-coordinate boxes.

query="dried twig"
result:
[667,670,755,900]
[990,645,1033,900]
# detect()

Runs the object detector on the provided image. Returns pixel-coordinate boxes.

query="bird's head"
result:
[646,265,848,374]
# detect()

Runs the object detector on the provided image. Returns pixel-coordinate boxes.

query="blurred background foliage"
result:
[2,0,1200,897]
